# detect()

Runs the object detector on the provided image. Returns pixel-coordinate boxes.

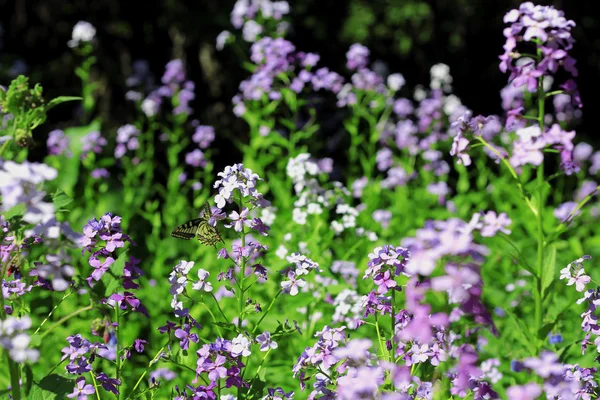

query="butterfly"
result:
[171,202,224,246]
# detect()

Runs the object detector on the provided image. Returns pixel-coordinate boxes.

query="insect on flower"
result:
[171,202,224,246]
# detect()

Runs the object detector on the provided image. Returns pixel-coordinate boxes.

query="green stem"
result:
[90,371,102,400]
[0,138,12,158]
[38,304,93,339]
[114,306,122,393]
[209,292,228,323]
[125,345,166,400]
[238,193,246,330]
[6,354,20,400]
[252,289,282,335]
[0,252,20,400]
[534,66,546,350]
[390,290,397,364]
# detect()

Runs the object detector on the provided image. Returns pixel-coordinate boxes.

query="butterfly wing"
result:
[197,202,224,246]
[171,218,202,240]
[196,219,223,246]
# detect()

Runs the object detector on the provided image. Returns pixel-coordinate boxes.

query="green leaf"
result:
[2,203,26,219]
[29,374,73,400]
[557,339,580,362]
[23,364,34,396]
[246,376,267,400]
[51,189,73,209]
[504,309,537,354]
[53,120,101,197]
[104,250,129,297]
[45,96,82,112]
[541,244,557,298]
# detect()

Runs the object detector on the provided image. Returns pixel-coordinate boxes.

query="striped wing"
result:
[196,219,223,246]
[171,218,202,240]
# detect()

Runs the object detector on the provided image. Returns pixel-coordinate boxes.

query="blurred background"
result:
[1,0,599,160]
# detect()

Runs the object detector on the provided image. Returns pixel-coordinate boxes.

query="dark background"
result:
[1,0,599,157]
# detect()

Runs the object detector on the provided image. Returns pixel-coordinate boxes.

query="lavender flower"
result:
[346,44,369,70]
[256,331,278,351]
[67,377,95,399]
[47,129,70,156]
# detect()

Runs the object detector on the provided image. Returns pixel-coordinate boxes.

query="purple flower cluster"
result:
[61,333,124,396]
[139,59,196,117]
[213,163,270,210]
[0,315,39,363]
[364,245,410,295]
[292,325,346,397]
[114,124,140,159]
[80,131,107,159]
[79,212,146,318]
[47,129,71,156]
[194,339,247,393]
[281,253,319,296]
[501,3,579,102]
[0,160,57,224]
[508,352,595,398]
[230,0,290,39]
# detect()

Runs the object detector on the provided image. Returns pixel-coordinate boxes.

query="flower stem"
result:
[534,70,546,350]
[252,289,282,334]
[90,371,102,400]
[125,344,166,400]
[238,193,246,330]
[38,304,93,339]
[6,354,21,400]
[114,306,122,392]
[32,290,75,335]
[390,290,397,363]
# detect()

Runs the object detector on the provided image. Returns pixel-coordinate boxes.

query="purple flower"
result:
[281,271,306,296]
[554,201,579,222]
[225,208,252,232]
[185,149,206,168]
[175,324,199,350]
[67,377,95,400]
[480,211,512,237]
[372,210,392,229]
[90,168,109,179]
[506,383,543,400]
[256,331,278,352]
[373,270,397,294]
[162,59,186,85]
[192,126,215,149]
[346,44,370,70]
[96,372,121,395]
[47,130,70,156]
[134,339,147,353]
[80,131,107,158]
[523,351,565,378]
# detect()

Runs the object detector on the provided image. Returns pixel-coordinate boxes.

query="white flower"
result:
[410,344,429,364]
[68,21,96,48]
[292,208,307,225]
[192,269,213,292]
[331,220,344,234]
[276,244,288,259]
[141,98,159,117]
[387,73,405,91]
[567,269,591,292]
[242,20,263,42]
[260,207,277,226]
[281,271,306,296]
[430,63,452,90]
[9,334,39,363]
[216,31,231,51]
[231,334,252,357]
